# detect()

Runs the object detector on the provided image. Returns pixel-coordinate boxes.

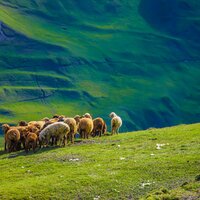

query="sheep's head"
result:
[42,117,50,122]
[18,120,28,126]
[41,121,52,130]
[83,113,92,119]
[28,125,39,134]
[109,112,117,118]
[2,124,10,134]
[74,115,81,124]
[52,114,59,119]
[58,115,65,122]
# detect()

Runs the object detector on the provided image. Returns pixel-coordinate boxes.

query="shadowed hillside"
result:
[0,0,200,131]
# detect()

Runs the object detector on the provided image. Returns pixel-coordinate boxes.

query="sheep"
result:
[109,112,122,135]
[78,117,93,139]
[2,124,23,151]
[25,132,38,153]
[64,118,77,144]
[39,122,70,147]
[92,117,107,137]
[39,120,60,146]
[5,128,20,153]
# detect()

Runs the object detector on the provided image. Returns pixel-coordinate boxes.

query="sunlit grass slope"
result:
[0,0,200,130]
[0,123,199,199]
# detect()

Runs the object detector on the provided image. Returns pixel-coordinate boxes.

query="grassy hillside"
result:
[0,123,199,199]
[0,0,200,131]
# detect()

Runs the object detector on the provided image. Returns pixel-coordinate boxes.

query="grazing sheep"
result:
[64,118,77,144]
[78,117,93,139]
[92,117,107,137]
[2,124,24,151]
[25,132,38,153]
[39,122,70,147]
[109,112,122,135]
[5,128,20,153]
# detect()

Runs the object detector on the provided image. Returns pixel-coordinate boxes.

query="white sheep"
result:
[39,122,70,147]
[109,112,122,135]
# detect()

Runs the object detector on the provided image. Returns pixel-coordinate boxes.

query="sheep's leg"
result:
[14,142,18,152]
[39,140,42,148]
[25,142,28,153]
[51,136,54,146]
[99,129,102,137]
[61,136,65,147]
[33,142,36,153]
[59,136,63,147]
[111,128,114,135]
[22,141,26,149]
[63,135,66,147]
[80,130,83,139]
[4,141,7,151]
[116,128,119,134]
[70,132,74,144]
[45,136,50,147]
[7,141,12,153]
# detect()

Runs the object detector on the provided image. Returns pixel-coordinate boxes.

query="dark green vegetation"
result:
[0,0,200,131]
[0,123,199,199]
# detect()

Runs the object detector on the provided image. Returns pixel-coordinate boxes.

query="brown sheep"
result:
[5,128,20,153]
[64,118,77,144]
[25,132,38,153]
[92,117,107,137]
[2,124,22,151]
[78,117,93,139]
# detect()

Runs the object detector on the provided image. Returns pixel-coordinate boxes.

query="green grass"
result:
[0,123,199,199]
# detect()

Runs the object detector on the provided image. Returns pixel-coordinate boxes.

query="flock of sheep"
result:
[2,112,122,153]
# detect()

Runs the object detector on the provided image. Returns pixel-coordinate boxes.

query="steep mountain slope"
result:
[0,0,200,130]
